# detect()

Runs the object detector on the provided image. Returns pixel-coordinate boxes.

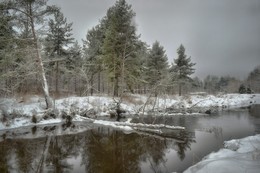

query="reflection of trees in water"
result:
[0,130,82,172]
[82,127,142,173]
[175,130,196,161]
[249,105,260,133]
[81,127,195,173]
[0,124,196,173]
[15,140,36,172]
[0,137,46,173]
[14,139,46,172]
[0,140,12,172]
[45,134,82,173]
[140,135,168,173]
[249,104,260,117]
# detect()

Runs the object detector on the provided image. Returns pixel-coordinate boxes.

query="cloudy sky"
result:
[49,0,260,79]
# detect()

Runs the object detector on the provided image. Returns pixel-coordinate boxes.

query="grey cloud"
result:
[49,0,260,79]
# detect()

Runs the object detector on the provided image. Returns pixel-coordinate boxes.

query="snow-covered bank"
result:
[0,93,259,130]
[184,134,260,173]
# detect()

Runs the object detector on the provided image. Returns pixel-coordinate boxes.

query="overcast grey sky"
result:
[49,0,260,79]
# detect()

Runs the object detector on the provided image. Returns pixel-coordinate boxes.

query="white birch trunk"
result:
[29,4,53,109]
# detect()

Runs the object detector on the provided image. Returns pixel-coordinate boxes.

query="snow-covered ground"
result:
[0,93,259,130]
[184,134,260,173]
[1,93,260,172]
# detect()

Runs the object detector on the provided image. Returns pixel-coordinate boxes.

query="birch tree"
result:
[4,0,57,108]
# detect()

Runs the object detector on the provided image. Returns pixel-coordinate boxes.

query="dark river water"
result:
[0,105,260,173]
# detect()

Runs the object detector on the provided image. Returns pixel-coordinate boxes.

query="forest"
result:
[1,1,260,173]
[0,0,259,109]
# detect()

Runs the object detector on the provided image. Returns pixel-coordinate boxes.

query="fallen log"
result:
[93,119,185,130]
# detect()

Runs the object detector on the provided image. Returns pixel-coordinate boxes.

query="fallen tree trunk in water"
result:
[92,119,186,140]
[93,119,185,130]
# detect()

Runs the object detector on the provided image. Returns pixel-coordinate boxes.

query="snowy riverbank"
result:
[0,93,259,130]
[184,134,260,173]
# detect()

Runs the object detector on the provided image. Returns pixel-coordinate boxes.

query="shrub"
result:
[32,114,37,123]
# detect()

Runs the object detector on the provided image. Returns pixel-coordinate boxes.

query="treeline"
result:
[0,0,259,102]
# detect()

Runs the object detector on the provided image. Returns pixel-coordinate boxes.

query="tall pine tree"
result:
[83,24,104,95]
[0,5,15,95]
[102,0,139,96]
[171,44,195,96]
[145,41,168,93]
[45,9,73,57]
[44,9,74,94]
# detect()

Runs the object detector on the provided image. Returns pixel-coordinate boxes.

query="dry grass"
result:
[121,94,144,105]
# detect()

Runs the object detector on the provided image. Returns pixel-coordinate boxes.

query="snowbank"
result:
[0,93,259,130]
[184,134,260,173]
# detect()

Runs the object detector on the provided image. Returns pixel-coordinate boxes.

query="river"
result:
[0,105,259,173]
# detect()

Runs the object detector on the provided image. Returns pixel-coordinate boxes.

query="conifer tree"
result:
[45,9,74,57]
[3,0,58,108]
[145,41,168,89]
[66,41,82,93]
[0,6,15,95]
[171,44,195,96]
[247,65,260,92]
[102,0,139,96]
[45,9,74,94]
[83,24,104,95]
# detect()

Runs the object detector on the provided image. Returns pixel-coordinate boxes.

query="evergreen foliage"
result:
[1,0,60,108]
[145,41,168,87]
[45,9,74,58]
[239,84,247,94]
[171,44,195,95]
[83,25,104,95]
[247,65,260,92]
[102,0,140,96]
[44,9,74,94]
[2,0,257,99]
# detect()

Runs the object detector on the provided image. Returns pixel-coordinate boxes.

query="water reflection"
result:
[249,105,260,133]
[0,109,259,173]
[249,104,260,117]
[0,125,194,173]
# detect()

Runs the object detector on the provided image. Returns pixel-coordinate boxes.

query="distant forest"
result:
[1,0,259,103]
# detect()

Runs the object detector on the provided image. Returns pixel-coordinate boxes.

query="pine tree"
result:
[0,7,13,55]
[44,9,74,95]
[102,0,139,96]
[171,44,195,96]
[247,65,260,93]
[83,24,104,95]
[0,6,15,95]
[203,75,220,94]
[45,9,74,57]
[67,41,82,70]
[145,41,168,90]
[3,0,58,108]
[66,41,82,93]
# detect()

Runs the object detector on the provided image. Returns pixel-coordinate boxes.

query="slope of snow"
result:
[93,119,133,131]
[184,134,260,173]
[0,94,259,130]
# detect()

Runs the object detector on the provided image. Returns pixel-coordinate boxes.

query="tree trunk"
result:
[114,75,119,97]
[55,61,59,96]
[98,71,101,93]
[179,83,182,96]
[90,75,94,96]
[29,5,53,109]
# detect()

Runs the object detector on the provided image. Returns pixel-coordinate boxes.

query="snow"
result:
[93,118,185,132]
[184,134,260,173]
[1,93,259,172]
[93,119,134,131]
[0,93,259,130]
